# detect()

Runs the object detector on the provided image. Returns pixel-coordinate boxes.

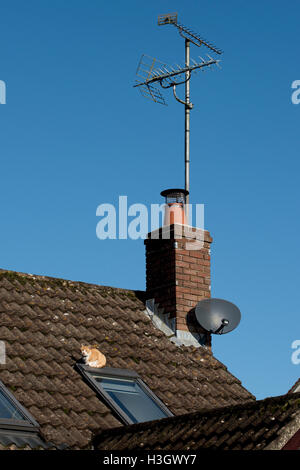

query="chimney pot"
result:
[160,188,189,226]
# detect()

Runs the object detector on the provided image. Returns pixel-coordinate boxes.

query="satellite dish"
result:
[195,298,241,335]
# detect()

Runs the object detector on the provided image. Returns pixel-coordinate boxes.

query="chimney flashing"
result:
[145,299,207,348]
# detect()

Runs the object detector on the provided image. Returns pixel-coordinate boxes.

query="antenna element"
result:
[134,14,223,218]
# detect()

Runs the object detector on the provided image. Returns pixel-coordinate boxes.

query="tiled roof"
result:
[0,269,254,449]
[288,378,300,393]
[93,392,300,451]
[0,429,65,450]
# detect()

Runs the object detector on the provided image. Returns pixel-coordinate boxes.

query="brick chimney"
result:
[144,189,212,347]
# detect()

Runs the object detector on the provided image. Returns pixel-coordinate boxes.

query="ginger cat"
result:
[81,345,106,368]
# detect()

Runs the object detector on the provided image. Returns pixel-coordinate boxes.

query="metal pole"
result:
[185,39,190,222]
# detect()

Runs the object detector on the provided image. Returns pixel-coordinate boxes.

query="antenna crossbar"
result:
[176,22,223,55]
[158,13,223,55]
[134,56,218,89]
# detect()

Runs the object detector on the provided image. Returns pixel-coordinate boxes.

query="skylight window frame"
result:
[76,364,173,425]
[0,379,39,432]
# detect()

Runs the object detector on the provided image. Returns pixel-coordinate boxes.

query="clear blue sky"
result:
[0,0,299,400]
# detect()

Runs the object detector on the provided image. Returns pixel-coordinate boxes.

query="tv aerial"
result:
[134,13,223,216]
[195,298,241,335]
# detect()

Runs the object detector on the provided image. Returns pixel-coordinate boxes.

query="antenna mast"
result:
[134,13,223,220]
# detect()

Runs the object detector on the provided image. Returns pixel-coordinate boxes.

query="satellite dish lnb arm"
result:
[214,319,230,335]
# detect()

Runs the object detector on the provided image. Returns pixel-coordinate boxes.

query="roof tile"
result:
[93,392,300,451]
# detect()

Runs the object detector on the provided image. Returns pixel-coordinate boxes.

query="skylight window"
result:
[0,380,39,430]
[77,365,173,425]
[0,388,26,421]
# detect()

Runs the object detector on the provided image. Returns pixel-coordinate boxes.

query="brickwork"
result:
[145,224,212,334]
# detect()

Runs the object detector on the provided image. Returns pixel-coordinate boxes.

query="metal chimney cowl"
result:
[160,188,188,226]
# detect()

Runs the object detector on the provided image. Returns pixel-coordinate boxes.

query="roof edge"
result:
[0,268,145,299]
[92,391,300,450]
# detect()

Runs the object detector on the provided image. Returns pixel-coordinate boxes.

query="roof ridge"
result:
[0,268,144,297]
[93,391,300,443]
[288,377,300,393]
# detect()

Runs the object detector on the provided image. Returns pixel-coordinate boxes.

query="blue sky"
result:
[0,0,299,400]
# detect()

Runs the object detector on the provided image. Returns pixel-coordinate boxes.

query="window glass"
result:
[94,375,168,423]
[0,388,25,421]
